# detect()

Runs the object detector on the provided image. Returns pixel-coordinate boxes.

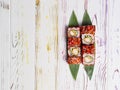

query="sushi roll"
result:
[82,34,94,45]
[80,25,95,35]
[80,25,95,45]
[83,53,94,65]
[80,25,95,65]
[68,37,81,47]
[82,45,95,54]
[68,46,80,56]
[67,27,81,64]
[68,27,80,37]
[68,56,81,64]
[82,45,95,65]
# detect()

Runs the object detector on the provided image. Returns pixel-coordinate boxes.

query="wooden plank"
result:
[10,0,35,90]
[35,0,58,90]
[0,0,120,90]
[0,0,10,90]
[106,0,120,90]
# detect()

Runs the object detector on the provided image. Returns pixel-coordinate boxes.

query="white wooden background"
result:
[0,0,120,90]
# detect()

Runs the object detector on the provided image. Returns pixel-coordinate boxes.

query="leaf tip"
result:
[69,64,79,80]
[84,65,94,80]
[68,10,79,27]
[82,10,92,25]
[72,10,75,14]
[73,75,77,80]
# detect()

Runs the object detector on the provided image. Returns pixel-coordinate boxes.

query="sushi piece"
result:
[80,25,95,45]
[82,45,95,54]
[82,34,94,45]
[68,27,80,37]
[80,25,95,35]
[67,27,81,64]
[83,53,94,65]
[82,44,95,65]
[68,56,81,64]
[68,46,80,56]
[68,37,81,47]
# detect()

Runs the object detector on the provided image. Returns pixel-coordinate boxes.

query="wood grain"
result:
[0,0,120,90]
[10,0,35,90]
[35,0,58,90]
[0,0,10,90]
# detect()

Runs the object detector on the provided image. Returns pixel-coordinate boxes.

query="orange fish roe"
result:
[82,45,95,54]
[67,56,81,64]
[68,37,81,47]
[80,25,95,35]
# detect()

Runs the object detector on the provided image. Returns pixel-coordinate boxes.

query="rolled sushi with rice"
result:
[82,34,94,45]
[82,45,95,65]
[80,25,95,65]
[68,46,80,56]
[80,25,95,45]
[68,27,80,37]
[67,27,81,64]
[83,53,94,65]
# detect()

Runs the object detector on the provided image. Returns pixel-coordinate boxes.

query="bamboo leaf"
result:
[82,10,94,80]
[69,64,79,80]
[68,11,79,80]
[69,11,79,27]
[82,10,92,25]
[84,65,94,80]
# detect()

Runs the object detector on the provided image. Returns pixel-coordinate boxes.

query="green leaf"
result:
[69,64,80,80]
[82,10,94,80]
[84,65,94,80]
[82,10,92,25]
[69,11,79,27]
[68,11,80,80]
